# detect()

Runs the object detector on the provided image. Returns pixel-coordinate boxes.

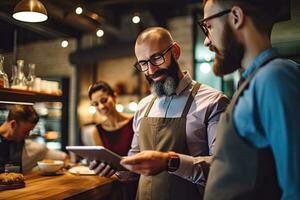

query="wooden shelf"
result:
[0,88,62,103]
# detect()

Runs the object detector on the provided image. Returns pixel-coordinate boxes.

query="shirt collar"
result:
[242,48,279,79]
[175,71,193,95]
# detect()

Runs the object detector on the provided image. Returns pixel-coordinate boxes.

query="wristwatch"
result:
[167,152,180,172]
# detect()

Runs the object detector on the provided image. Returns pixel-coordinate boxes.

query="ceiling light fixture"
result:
[96,29,104,37]
[75,7,83,15]
[61,40,69,48]
[200,62,211,74]
[132,15,140,24]
[13,0,48,23]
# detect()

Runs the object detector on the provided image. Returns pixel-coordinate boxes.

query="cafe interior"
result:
[0,0,299,199]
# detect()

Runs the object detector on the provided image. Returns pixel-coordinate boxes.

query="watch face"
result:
[168,155,180,172]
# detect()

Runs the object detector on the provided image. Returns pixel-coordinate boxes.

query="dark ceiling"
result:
[0,0,201,53]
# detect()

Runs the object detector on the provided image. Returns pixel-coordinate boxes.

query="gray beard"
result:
[150,76,177,97]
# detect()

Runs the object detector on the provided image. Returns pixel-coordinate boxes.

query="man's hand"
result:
[120,150,169,176]
[89,160,115,177]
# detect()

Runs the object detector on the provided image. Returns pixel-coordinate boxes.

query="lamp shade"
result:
[13,0,48,22]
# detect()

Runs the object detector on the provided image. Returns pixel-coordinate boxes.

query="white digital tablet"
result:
[66,146,125,171]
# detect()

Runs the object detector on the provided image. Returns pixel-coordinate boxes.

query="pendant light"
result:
[13,0,48,23]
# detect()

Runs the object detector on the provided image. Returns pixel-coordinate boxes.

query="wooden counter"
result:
[0,171,122,200]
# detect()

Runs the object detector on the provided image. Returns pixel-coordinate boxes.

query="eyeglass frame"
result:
[134,42,175,72]
[197,9,231,37]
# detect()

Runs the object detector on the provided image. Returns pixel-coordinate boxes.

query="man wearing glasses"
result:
[90,27,229,199]
[198,0,300,199]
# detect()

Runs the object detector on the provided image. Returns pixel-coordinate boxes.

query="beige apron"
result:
[136,83,202,200]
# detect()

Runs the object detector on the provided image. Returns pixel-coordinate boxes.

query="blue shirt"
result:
[234,48,300,200]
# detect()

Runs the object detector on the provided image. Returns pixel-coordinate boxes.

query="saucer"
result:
[68,166,95,175]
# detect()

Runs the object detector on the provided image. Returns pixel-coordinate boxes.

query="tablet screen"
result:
[66,146,125,171]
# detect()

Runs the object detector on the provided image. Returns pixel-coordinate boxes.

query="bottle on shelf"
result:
[10,64,17,86]
[0,54,9,88]
[26,63,36,91]
[11,59,27,90]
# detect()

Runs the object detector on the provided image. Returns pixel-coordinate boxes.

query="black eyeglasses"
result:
[134,43,175,72]
[197,9,231,37]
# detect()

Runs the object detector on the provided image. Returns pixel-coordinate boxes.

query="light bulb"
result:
[88,106,96,114]
[116,104,124,112]
[132,16,140,24]
[200,63,211,74]
[61,40,69,48]
[96,29,104,37]
[128,102,138,112]
[75,7,83,15]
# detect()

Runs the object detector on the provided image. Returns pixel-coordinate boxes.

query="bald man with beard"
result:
[90,27,229,200]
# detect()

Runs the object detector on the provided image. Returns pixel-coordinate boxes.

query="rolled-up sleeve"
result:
[172,95,229,185]
[207,96,230,154]
[172,154,212,186]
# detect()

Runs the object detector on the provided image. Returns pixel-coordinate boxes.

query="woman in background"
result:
[88,81,137,200]
[88,81,134,157]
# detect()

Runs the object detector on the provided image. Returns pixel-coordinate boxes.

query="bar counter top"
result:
[0,170,122,200]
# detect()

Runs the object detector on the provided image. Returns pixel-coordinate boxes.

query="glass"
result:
[26,63,36,90]
[11,59,27,90]
[135,43,175,72]
[197,9,231,37]
[10,64,17,85]
[4,163,21,173]
[0,54,9,88]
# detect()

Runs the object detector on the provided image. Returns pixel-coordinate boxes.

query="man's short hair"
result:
[202,0,288,36]
[7,105,39,124]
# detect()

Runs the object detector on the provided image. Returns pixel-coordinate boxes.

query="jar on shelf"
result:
[11,59,27,90]
[26,63,36,91]
[0,54,9,88]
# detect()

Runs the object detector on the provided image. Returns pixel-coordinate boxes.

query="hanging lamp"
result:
[12,0,48,23]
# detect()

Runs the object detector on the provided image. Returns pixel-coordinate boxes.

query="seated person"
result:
[0,105,39,173]
[22,139,68,173]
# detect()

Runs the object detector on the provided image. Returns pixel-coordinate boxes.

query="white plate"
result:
[68,166,95,175]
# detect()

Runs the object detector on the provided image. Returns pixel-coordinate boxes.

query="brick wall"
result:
[168,16,194,75]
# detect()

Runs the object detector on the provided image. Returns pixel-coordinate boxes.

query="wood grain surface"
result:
[0,171,121,200]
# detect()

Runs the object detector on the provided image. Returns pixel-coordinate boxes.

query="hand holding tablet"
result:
[66,146,125,171]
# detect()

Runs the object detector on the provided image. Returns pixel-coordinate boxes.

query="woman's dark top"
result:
[96,118,134,156]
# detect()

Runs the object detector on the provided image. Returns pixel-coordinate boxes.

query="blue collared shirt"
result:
[234,48,300,200]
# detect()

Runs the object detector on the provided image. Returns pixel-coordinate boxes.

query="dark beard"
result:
[145,56,180,97]
[213,22,244,76]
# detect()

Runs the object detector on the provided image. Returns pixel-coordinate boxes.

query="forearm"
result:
[44,149,67,161]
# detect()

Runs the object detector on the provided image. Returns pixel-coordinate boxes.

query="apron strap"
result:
[231,54,280,106]
[181,82,201,118]
[144,96,157,117]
